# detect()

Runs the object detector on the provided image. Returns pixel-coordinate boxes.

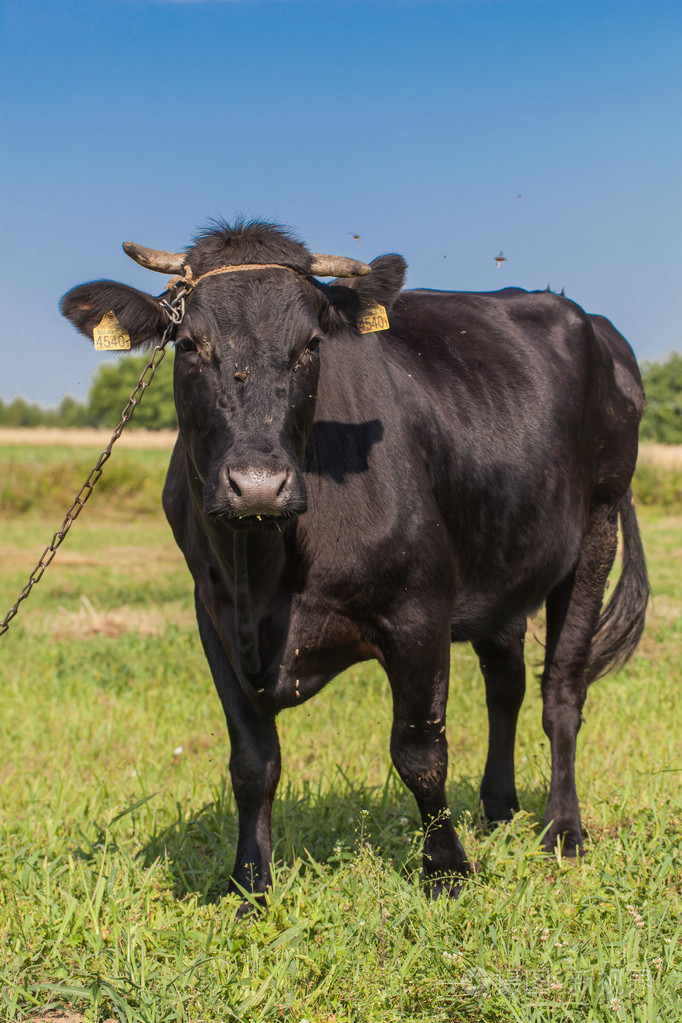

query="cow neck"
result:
[188,460,285,698]
[212,522,287,700]
[232,531,262,679]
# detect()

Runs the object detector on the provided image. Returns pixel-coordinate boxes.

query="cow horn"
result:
[122,242,187,274]
[309,254,371,278]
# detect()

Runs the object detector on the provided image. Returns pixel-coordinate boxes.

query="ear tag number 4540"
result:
[94,311,131,351]
[357,304,390,334]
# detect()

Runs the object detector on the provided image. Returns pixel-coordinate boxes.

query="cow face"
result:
[61,221,406,531]
[171,270,323,528]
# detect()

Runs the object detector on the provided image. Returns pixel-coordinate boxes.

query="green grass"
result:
[0,445,169,517]
[632,464,682,510]
[0,449,680,1022]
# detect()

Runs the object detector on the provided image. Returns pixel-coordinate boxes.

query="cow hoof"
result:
[234,899,256,921]
[542,827,584,859]
[481,797,518,825]
[424,863,474,900]
[229,883,269,920]
[425,875,463,900]
[233,894,267,920]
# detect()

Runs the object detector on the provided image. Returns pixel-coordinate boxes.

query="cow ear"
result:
[346,254,407,313]
[60,281,168,350]
[320,254,407,335]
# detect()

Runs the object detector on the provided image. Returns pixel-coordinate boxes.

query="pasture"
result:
[0,437,680,1022]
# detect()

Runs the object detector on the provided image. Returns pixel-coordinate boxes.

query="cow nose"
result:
[227,466,291,514]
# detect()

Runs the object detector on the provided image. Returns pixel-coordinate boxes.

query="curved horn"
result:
[309,253,371,278]
[122,242,187,274]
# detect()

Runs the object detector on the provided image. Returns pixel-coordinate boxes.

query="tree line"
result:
[0,352,178,431]
[1,349,681,443]
[637,352,682,444]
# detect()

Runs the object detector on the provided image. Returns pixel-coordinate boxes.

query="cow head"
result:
[61,220,406,529]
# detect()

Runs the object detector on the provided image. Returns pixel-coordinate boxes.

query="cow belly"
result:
[448,537,580,644]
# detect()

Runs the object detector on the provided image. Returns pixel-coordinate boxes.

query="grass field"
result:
[0,441,680,1022]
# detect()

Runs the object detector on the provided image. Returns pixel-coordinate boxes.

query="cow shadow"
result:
[136,771,551,903]
[305,419,384,482]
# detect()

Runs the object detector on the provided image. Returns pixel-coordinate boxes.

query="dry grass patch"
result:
[26,595,193,639]
[638,443,682,471]
[0,427,177,450]
[0,540,183,577]
[23,1015,115,1023]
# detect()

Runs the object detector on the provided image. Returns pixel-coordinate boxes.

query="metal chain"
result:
[0,291,186,638]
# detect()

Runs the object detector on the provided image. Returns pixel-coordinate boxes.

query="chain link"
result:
[0,291,186,638]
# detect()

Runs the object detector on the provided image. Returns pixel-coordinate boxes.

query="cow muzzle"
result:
[228,466,291,514]
[205,463,307,525]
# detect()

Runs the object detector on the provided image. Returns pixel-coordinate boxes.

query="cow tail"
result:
[585,487,649,684]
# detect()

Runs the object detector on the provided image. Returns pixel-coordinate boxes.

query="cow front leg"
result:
[386,636,470,896]
[195,592,281,906]
[541,505,618,856]
[473,631,526,823]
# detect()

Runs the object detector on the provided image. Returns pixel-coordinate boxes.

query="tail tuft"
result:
[586,489,649,684]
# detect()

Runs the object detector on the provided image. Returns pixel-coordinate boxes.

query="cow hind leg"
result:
[541,504,618,856]
[473,631,526,824]
[386,633,471,897]
[195,592,281,908]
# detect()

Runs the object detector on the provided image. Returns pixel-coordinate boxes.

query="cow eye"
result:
[306,334,324,353]
[175,336,197,354]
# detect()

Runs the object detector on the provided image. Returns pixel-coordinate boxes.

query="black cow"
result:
[62,220,648,906]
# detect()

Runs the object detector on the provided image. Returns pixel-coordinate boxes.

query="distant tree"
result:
[87,350,177,430]
[58,394,95,428]
[0,352,176,430]
[0,396,48,427]
[0,394,93,428]
[640,352,682,444]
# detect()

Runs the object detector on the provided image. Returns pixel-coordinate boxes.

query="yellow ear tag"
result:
[93,311,131,351]
[357,303,390,334]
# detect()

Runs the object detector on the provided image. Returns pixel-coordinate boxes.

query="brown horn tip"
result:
[123,242,187,275]
[309,254,372,278]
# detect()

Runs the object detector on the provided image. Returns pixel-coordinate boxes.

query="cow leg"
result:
[473,631,526,823]
[195,591,281,905]
[541,505,618,855]
[386,634,470,896]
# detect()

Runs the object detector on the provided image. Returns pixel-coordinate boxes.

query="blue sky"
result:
[1,0,680,406]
